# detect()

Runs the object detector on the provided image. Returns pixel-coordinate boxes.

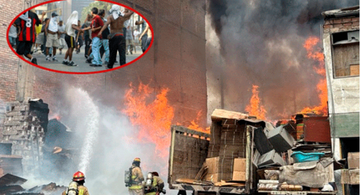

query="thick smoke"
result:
[207,0,358,119]
[35,86,169,194]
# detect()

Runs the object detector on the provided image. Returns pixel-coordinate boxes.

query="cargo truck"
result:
[167,114,267,195]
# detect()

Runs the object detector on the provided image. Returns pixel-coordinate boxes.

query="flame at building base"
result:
[122,82,208,160]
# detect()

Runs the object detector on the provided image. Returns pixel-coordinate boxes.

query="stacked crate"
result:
[208,122,221,158]
[218,120,247,181]
[206,109,250,182]
[0,100,49,176]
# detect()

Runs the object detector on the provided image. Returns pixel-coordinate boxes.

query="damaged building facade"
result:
[322,6,360,194]
[322,6,359,158]
[0,99,49,176]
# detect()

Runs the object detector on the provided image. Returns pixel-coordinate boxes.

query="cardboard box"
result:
[341,169,360,185]
[205,157,219,174]
[232,171,246,181]
[232,158,246,181]
[350,64,359,76]
[349,169,360,185]
[205,173,219,183]
[348,152,359,169]
[234,158,246,172]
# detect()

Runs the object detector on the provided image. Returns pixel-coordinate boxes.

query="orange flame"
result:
[300,36,328,115]
[188,111,210,133]
[122,82,208,159]
[49,112,61,120]
[245,85,267,120]
[122,82,174,158]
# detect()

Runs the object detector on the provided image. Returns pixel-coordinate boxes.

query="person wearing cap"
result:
[129,157,144,195]
[45,12,60,61]
[62,171,90,195]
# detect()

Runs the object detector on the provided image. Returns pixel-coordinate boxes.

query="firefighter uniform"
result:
[129,165,144,195]
[62,171,90,195]
[145,176,164,195]
[62,185,90,195]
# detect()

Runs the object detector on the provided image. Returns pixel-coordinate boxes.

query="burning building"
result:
[0,0,207,193]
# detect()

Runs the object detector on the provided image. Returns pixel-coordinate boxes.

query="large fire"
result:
[122,82,208,158]
[245,85,267,120]
[300,36,328,115]
[122,82,174,158]
[245,37,328,120]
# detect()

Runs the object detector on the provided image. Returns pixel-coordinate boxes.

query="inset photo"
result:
[7,0,153,73]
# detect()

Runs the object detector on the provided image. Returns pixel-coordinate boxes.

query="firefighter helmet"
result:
[133,157,141,162]
[73,171,85,181]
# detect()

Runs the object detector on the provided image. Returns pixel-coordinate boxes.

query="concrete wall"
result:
[0,0,207,127]
[323,13,359,139]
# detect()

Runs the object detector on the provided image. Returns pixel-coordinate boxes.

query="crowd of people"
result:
[10,4,152,69]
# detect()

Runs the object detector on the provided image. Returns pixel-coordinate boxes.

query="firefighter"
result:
[144,172,166,195]
[129,157,145,195]
[62,171,90,195]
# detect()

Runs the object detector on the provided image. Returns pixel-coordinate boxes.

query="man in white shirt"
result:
[58,20,66,55]
[45,12,59,61]
[62,11,83,66]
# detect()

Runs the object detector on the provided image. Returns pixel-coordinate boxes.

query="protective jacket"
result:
[62,185,89,195]
[145,176,164,195]
[129,166,144,190]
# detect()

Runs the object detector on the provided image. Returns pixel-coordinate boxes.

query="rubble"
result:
[0,99,49,176]
[0,173,26,195]
[169,108,343,194]
[279,159,334,188]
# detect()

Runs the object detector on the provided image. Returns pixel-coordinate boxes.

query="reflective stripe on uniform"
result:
[129,185,143,190]
[78,188,84,195]
[145,177,158,195]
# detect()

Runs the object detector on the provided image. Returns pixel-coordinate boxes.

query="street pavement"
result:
[31,46,142,73]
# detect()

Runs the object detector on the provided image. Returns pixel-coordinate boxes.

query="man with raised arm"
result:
[98,5,133,69]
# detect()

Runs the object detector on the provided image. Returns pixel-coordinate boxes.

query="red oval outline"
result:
[6,0,154,74]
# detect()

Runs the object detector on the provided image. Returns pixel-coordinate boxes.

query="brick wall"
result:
[0,0,207,127]
[323,16,359,33]
[0,0,24,102]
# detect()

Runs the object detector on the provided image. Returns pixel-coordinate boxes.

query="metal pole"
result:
[245,125,251,193]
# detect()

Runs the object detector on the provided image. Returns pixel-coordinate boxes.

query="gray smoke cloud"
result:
[207,0,358,119]
[33,86,170,194]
